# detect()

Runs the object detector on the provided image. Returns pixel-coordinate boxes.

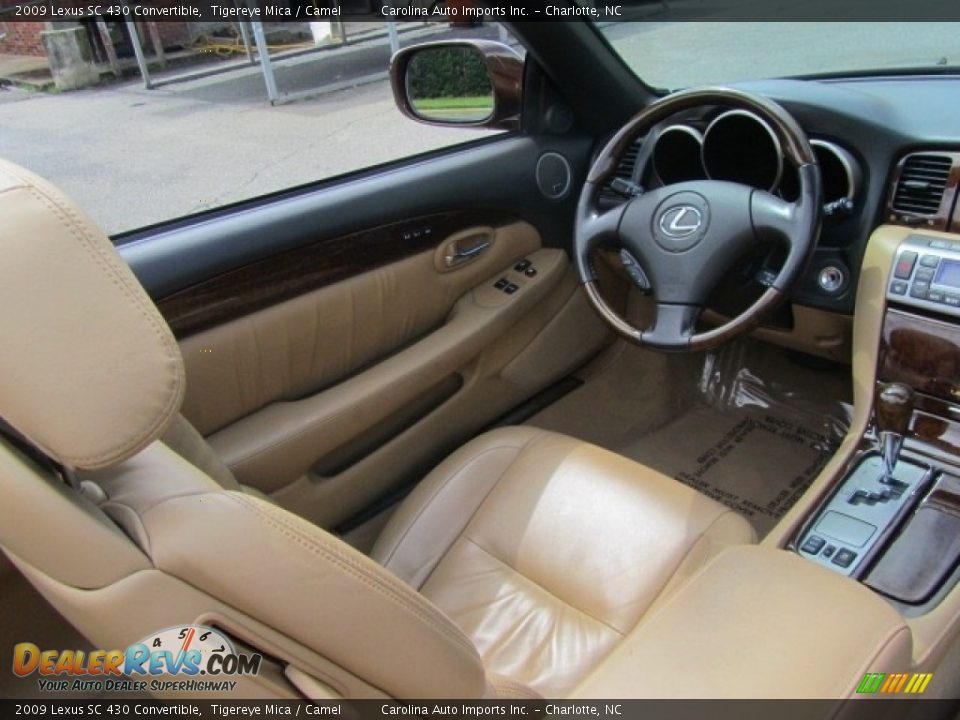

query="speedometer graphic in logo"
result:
[136,625,235,675]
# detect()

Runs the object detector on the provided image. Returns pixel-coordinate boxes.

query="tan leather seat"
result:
[0,158,754,699]
[373,427,755,696]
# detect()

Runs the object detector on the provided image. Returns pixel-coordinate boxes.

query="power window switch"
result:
[514,259,531,272]
[494,278,508,289]
[524,267,537,278]
[503,283,519,295]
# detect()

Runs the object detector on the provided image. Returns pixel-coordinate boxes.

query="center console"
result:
[794,232,960,611]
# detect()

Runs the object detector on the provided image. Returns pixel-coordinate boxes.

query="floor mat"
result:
[622,405,837,536]
[530,339,852,537]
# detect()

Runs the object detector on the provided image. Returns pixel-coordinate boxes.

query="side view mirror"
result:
[390,40,523,131]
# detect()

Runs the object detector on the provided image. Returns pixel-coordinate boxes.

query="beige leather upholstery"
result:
[161,413,241,491]
[10,157,891,701]
[80,442,488,699]
[572,545,912,699]
[0,159,184,470]
[373,427,756,697]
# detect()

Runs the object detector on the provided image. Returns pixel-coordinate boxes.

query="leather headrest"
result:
[0,159,184,470]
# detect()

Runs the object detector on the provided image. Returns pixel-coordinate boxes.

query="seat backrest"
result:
[0,158,487,699]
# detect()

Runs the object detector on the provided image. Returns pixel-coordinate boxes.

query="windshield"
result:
[597,22,960,89]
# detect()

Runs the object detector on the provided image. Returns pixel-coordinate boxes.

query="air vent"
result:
[599,139,642,205]
[892,154,953,215]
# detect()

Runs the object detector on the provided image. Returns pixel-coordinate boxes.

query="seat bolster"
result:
[371,426,550,589]
[141,489,487,699]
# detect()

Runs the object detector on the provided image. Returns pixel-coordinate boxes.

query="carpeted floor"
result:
[530,339,852,537]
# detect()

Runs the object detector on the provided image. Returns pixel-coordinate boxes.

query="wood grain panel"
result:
[157,210,514,337]
[879,308,960,404]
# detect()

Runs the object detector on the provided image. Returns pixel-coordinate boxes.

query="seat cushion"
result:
[372,427,755,697]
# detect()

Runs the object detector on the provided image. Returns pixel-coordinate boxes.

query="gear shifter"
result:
[875,382,915,480]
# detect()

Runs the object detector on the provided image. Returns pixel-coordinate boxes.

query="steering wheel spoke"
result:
[643,303,702,351]
[751,190,797,243]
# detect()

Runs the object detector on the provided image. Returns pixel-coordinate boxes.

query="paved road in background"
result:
[1,15,958,234]
[0,22,501,234]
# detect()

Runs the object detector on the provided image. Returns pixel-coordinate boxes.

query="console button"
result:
[951,243,960,253]
[832,548,857,568]
[915,267,935,282]
[889,280,908,295]
[930,240,950,250]
[910,282,930,299]
[946,294,960,307]
[928,290,945,303]
[800,535,826,554]
[920,254,941,268]
[894,251,918,279]
[822,544,836,558]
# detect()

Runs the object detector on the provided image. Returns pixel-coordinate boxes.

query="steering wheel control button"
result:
[652,192,710,253]
[800,535,826,554]
[619,249,651,291]
[832,548,857,568]
[893,251,917,279]
[889,280,908,295]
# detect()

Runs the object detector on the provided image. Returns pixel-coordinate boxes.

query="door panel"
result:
[178,221,540,437]
[122,134,611,528]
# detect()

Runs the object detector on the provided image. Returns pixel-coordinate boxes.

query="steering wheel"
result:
[575,87,822,352]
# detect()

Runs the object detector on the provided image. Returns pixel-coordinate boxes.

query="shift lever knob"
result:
[875,382,914,478]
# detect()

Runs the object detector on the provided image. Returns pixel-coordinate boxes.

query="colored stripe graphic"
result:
[857,673,885,694]
[857,672,933,694]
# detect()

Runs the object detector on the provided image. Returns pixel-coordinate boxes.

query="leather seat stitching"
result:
[459,535,625,638]
[11,179,182,466]
[228,493,479,658]
[378,440,530,569]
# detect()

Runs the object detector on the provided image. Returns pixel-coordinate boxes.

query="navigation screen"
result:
[936,260,960,289]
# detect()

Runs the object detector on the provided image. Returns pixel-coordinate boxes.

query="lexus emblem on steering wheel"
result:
[658,205,703,238]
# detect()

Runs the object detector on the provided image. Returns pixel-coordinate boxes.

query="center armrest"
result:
[570,545,911,699]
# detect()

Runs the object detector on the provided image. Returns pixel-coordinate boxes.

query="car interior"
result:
[3,18,960,706]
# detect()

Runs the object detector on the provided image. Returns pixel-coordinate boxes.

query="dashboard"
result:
[604,75,960,316]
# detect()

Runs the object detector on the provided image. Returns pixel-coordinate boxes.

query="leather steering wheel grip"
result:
[575,87,822,352]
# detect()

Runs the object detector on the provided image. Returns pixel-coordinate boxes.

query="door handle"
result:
[443,234,492,269]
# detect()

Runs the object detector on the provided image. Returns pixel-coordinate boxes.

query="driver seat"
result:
[0,159,754,698]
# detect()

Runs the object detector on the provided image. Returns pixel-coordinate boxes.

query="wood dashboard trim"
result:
[157,209,514,337]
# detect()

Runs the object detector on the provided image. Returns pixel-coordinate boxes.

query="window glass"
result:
[597,21,960,90]
[0,19,520,234]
